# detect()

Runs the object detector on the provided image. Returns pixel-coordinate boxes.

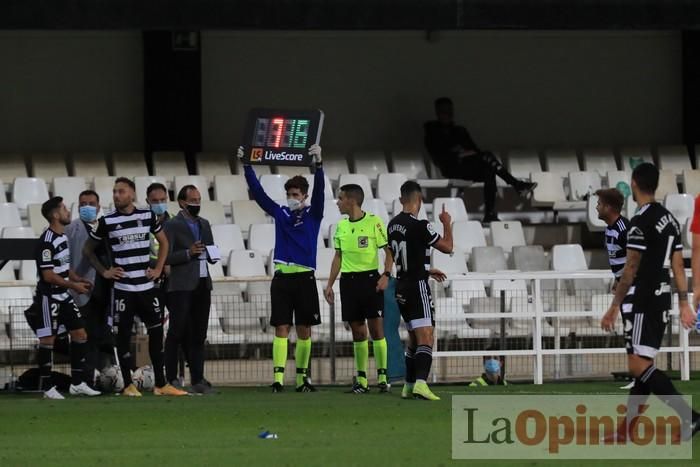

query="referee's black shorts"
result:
[339,270,384,323]
[270,270,321,327]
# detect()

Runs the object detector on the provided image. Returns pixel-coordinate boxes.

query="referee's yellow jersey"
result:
[333,213,388,273]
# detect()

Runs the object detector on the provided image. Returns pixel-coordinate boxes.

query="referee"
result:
[238,144,324,393]
[324,184,392,393]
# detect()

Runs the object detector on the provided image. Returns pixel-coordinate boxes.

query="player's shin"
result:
[147,324,166,388]
[38,344,53,391]
[414,345,433,383]
[69,338,88,385]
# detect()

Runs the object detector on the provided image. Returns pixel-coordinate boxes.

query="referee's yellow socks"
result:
[353,340,369,387]
[272,336,288,385]
[295,338,312,387]
[373,338,388,384]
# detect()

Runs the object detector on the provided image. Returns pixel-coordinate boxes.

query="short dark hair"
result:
[631,162,659,194]
[177,184,199,201]
[41,196,63,222]
[78,189,100,203]
[284,175,309,195]
[594,188,624,213]
[400,180,422,199]
[339,183,364,206]
[434,97,453,109]
[146,182,168,198]
[114,177,136,191]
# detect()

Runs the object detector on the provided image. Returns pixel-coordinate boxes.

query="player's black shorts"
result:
[25,295,85,338]
[621,303,668,359]
[111,287,163,329]
[394,278,435,331]
[270,271,321,327]
[340,270,384,322]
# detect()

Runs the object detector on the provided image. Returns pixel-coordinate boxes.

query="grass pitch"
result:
[0,380,698,467]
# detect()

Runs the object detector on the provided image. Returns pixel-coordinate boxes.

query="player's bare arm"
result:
[601,248,640,331]
[83,238,125,280]
[432,205,453,254]
[40,269,90,295]
[671,249,696,329]
[692,232,700,311]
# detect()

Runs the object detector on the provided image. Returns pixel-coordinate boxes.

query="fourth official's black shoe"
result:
[295,378,317,393]
[271,382,284,393]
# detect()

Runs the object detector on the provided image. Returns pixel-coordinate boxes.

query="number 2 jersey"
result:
[387,212,440,282]
[625,202,682,311]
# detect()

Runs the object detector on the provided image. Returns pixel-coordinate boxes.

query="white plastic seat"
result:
[214,175,249,203]
[581,148,618,176]
[586,195,607,232]
[322,152,350,182]
[227,250,267,277]
[470,246,507,272]
[2,226,36,238]
[211,224,245,267]
[543,149,580,176]
[664,193,694,225]
[512,245,548,272]
[605,170,631,190]
[53,177,87,203]
[376,173,407,207]
[27,204,47,235]
[620,147,654,172]
[491,279,528,303]
[683,218,693,250]
[489,221,525,253]
[93,177,116,208]
[431,249,468,276]
[315,248,337,280]
[30,153,68,180]
[657,145,692,176]
[275,165,310,177]
[174,175,210,201]
[682,170,700,197]
[248,224,276,262]
[71,153,109,179]
[259,174,289,201]
[12,177,49,210]
[452,221,486,260]
[0,154,28,182]
[392,199,427,220]
[200,200,226,225]
[231,200,270,238]
[361,198,390,225]
[338,174,373,200]
[505,149,541,179]
[152,151,188,183]
[431,197,468,222]
[529,172,566,206]
[196,152,232,181]
[303,173,334,200]
[656,170,678,200]
[0,203,22,228]
[352,150,388,181]
[0,180,5,203]
[112,152,148,179]
[552,244,587,271]
[449,279,487,302]
[320,202,344,239]
[390,151,429,179]
[19,260,37,283]
[134,176,167,204]
[568,171,602,201]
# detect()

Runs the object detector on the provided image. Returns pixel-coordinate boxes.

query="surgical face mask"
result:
[185,203,200,217]
[150,202,168,216]
[287,198,302,211]
[484,358,501,374]
[79,205,98,222]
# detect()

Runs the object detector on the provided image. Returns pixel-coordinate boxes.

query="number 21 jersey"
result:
[387,212,440,281]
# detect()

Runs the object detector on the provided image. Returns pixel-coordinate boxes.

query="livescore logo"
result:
[250,147,305,163]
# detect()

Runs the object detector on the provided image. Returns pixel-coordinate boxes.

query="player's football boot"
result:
[121,383,142,397]
[295,378,317,393]
[401,383,414,399]
[43,386,65,400]
[154,383,188,396]
[347,382,369,394]
[69,382,101,397]
[378,381,391,393]
[412,382,440,401]
[271,382,284,393]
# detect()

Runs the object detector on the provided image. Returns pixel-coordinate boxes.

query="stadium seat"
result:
[30,153,68,180]
[27,203,47,235]
[682,170,700,197]
[19,260,37,283]
[213,175,249,204]
[338,174,373,200]
[656,170,679,200]
[683,218,693,250]
[315,248,337,280]
[568,171,602,201]
[529,172,566,206]
[392,199,428,220]
[581,148,618,176]
[0,180,5,203]
[0,203,22,228]
[491,279,528,304]
[320,202,344,239]
[174,175,210,201]
[505,149,542,179]
[512,245,548,271]
[112,152,148,179]
[376,173,407,208]
[248,223,276,262]
[152,151,189,182]
[2,226,36,238]
[211,224,245,267]
[470,246,507,272]
[489,221,525,253]
[605,170,631,190]
[259,174,289,201]
[303,173,334,200]
[543,149,580,176]
[586,195,607,232]
[431,249,468,276]
[620,146,654,172]
[134,176,167,204]
[275,165,310,177]
[390,151,429,179]
[71,152,109,179]
[93,176,116,208]
[352,150,388,182]
[452,220,486,261]
[53,177,87,203]
[231,200,269,238]
[361,198,390,225]
[431,197,468,222]
[195,152,232,181]
[664,193,694,225]
[449,278,487,301]
[322,151,350,182]
[552,244,586,271]
[657,145,692,176]
[227,250,267,277]
[0,154,28,182]
[12,177,49,210]
[200,200,226,225]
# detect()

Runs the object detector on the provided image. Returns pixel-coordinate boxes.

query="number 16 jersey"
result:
[387,212,441,282]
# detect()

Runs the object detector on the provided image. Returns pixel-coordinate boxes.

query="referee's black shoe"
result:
[271,382,284,393]
[295,378,317,393]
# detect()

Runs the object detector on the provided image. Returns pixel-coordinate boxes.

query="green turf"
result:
[0,381,698,467]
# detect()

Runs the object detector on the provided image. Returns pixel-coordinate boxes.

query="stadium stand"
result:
[71,152,110,179]
[112,152,148,179]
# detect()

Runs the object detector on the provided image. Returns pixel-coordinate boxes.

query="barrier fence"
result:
[1,270,699,388]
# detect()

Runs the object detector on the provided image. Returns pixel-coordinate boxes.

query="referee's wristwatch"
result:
[382,271,391,278]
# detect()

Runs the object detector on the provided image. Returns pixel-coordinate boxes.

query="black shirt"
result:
[387,212,440,282]
[35,228,71,302]
[424,120,479,171]
[625,202,682,311]
[604,216,629,280]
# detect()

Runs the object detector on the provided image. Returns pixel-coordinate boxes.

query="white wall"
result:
[0,31,143,154]
[202,31,682,153]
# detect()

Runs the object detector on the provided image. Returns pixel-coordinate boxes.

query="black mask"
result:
[185,204,200,217]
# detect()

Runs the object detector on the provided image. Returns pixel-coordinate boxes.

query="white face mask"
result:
[287,198,302,211]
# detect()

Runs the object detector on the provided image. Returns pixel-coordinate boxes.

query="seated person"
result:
[469,352,508,387]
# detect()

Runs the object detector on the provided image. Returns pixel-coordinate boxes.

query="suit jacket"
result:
[164,211,214,292]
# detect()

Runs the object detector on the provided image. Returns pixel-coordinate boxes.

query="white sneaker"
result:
[69,382,101,397]
[43,386,65,400]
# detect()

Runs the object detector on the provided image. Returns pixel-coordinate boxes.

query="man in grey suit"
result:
[164,185,217,394]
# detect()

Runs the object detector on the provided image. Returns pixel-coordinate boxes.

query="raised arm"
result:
[309,145,325,220]
[244,165,280,217]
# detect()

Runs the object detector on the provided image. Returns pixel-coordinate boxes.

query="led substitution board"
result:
[241,108,324,166]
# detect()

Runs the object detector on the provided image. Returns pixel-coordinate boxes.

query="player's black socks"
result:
[70,339,88,385]
[38,344,53,391]
[414,345,433,382]
[640,365,699,420]
[404,347,416,383]
[148,325,166,388]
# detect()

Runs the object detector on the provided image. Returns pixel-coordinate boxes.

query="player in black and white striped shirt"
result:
[83,177,186,397]
[595,188,629,287]
[24,197,100,399]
